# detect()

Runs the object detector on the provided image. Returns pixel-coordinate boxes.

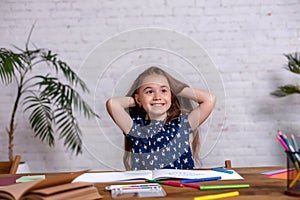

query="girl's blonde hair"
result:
[123,66,201,170]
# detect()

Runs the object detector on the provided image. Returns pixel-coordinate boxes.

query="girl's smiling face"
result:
[135,74,172,120]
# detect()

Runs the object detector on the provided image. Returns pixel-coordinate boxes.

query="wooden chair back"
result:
[0,155,22,174]
[225,160,232,169]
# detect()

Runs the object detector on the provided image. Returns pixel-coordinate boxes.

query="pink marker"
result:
[277,134,289,151]
[162,181,183,187]
[182,183,200,189]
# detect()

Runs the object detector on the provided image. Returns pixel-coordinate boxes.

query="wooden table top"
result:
[94,166,300,200]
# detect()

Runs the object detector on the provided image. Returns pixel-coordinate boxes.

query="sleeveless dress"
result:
[127,113,195,170]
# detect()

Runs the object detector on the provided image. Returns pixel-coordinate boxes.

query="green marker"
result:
[147,180,163,184]
[200,184,250,190]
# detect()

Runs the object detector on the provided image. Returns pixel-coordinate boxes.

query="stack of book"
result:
[0,170,102,200]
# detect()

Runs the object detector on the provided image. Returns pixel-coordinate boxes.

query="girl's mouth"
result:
[151,103,165,107]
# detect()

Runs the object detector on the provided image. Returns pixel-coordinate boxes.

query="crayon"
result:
[211,168,233,174]
[199,184,249,190]
[193,191,239,200]
[180,176,221,183]
[147,180,183,187]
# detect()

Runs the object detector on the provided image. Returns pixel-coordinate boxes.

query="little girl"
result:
[106,67,216,170]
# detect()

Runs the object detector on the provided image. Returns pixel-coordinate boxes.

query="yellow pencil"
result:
[289,171,300,188]
[193,191,239,200]
[295,161,300,172]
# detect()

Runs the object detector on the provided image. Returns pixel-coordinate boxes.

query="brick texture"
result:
[1,0,300,172]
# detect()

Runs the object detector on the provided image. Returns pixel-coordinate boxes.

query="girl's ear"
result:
[135,94,141,106]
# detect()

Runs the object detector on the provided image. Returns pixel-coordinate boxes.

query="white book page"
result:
[73,169,243,183]
[72,170,153,183]
[151,169,244,180]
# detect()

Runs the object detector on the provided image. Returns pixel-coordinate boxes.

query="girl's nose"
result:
[153,92,161,100]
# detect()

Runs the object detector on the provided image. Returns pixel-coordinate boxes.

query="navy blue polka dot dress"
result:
[127,113,195,170]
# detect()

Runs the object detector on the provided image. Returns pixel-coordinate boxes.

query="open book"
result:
[73,169,243,183]
[0,170,102,200]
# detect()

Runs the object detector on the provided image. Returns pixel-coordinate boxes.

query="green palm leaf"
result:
[24,94,55,146]
[0,48,24,84]
[285,53,300,74]
[54,107,82,155]
[29,75,97,154]
[41,50,88,92]
[271,85,300,97]
[37,75,96,118]
[272,52,300,98]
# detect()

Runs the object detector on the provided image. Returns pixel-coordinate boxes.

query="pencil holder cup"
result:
[285,151,300,196]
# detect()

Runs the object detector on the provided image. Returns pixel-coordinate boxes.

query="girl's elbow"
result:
[106,98,114,111]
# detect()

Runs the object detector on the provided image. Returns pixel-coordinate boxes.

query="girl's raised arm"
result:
[177,87,216,130]
[106,97,135,134]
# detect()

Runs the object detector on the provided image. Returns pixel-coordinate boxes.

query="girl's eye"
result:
[161,89,168,93]
[145,90,153,94]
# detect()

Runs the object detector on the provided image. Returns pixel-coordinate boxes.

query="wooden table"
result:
[95,167,300,199]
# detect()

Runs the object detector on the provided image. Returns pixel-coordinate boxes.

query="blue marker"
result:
[180,176,221,183]
[291,134,299,152]
[211,168,233,174]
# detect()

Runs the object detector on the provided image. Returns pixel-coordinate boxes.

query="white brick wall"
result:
[1,0,300,172]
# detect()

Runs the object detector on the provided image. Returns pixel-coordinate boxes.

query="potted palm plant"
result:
[271,52,300,97]
[0,25,98,161]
